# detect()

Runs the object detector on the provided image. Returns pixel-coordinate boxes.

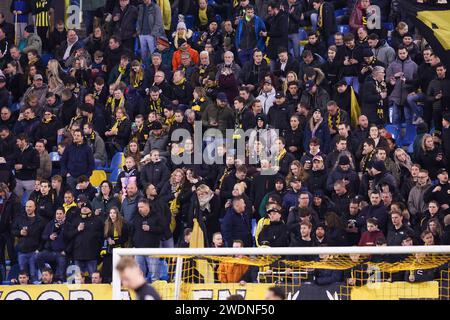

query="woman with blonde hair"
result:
[282,71,298,94]
[285,160,308,185]
[102,207,129,282]
[46,59,65,96]
[415,134,446,180]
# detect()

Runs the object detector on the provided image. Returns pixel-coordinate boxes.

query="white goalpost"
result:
[112,246,450,300]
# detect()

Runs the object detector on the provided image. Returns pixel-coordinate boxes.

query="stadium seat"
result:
[41,53,54,67]
[97,152,124,173]
[383,22,394,31]
[400,124,417,147]
[185,15,195,30]
[385,124,401,140]
[338,24,350,34]
[90,170,107,187]
[298,28,308,40]
[192,31,201,43]
[109,167,122,185]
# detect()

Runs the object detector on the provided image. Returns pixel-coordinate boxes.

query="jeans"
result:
[18,251,37,282]
[344,77,360,94]
[390,101,403,125]
[288,33,302,58]
[139,35,156,65]
[75,259,97,276]
[160,237,174,248]
[310,13,318,32]
[14,179,35,203]
[238,48,253,66]
[36,251,67,281]
[406,93,425,121]
[136,256,160,282]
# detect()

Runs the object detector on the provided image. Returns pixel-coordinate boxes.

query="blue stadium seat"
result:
[185,15,195,30]
[385,124,401,140]
[400,124,417,147]
[383,22,394,31]
[109,167,122,185]
[192,31,201,43]
[208,0,216,5]
[407,142,414,154]
[41,53,54,67]
[97,152,124,173]
[334,9,345,18]
[338,24,350,34]
[49,151,60,162]
[298,28,308,40]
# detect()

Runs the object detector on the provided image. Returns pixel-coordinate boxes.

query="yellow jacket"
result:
[157,0,172,31]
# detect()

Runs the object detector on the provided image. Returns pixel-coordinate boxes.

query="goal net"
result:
[112,246,450,300]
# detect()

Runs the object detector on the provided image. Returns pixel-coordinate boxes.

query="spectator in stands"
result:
[60,129,95,190]
[14,133,40,200]
[12,199,45,282]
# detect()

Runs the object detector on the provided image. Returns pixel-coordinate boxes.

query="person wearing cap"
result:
[136,0,165,63]
[256,79,276,114]
[172,21,194,50]
[258,207,289,247]
[299,70,330,112]
[305,155,328,195]
[20,73,49,109]
[235,4,266,66]
[172,38,200,71]
[23,25,42,55]
[155,36,174,68]
[201,91,235,134]
[326,154,360,195]
[64,203,104,277]
[267,91,291,134]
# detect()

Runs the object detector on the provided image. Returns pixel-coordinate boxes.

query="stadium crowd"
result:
[0,0,449,287]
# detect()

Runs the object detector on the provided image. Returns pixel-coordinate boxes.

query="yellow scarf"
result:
[132,70,144,88]
[42,116,54,124]
[174,77,186,87]
[118,65,126,75]
[276,148,287,162]
[107,96,125,115]
[317,4,323,29]
[165,115,175,127]
[328,109,341,130]
[63,202,77,213]
[111,115,127,132]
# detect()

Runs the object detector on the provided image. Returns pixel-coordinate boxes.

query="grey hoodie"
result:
[386,57,418,105]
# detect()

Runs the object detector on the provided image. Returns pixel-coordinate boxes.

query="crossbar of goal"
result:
[112,245,450,300]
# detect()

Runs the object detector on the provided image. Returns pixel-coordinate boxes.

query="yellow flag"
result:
[350,87,361,128]
[190,218,215,283]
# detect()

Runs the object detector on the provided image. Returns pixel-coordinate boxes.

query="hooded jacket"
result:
[386,56,418,105]
[235,14,266,52]
[12,214,45,253]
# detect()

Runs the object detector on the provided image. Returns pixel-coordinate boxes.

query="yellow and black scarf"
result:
[111,115,127,132]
